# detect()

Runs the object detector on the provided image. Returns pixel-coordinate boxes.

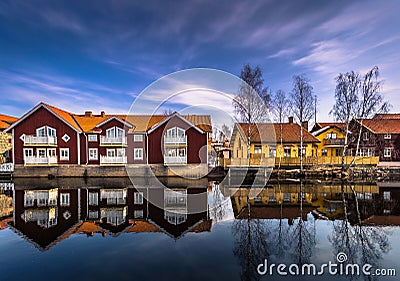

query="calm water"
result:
[0,177,399,281]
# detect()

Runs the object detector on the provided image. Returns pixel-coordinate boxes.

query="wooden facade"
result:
[5,103,212,167]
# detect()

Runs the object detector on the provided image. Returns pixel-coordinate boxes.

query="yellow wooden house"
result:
[311,122,347,157]
[227,117,320,167]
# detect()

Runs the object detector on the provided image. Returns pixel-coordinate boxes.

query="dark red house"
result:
[5,102,212,168]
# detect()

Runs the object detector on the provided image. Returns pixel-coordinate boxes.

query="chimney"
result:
[302,121,309,130]
[85,111,92,117]
[101,111,105,117]
[288,116,294,124]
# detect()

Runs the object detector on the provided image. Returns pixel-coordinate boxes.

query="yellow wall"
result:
[314,127,346,157]
[231,130,316,159]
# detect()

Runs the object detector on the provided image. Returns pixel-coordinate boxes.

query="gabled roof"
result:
[6,102,213,134]
[5,103,82,133]
[0,113,18,130]
[373,113,400,120]
[311,122,346,133]
[354,118,400,134]
[236,122,320,144]
[147,112,212,134]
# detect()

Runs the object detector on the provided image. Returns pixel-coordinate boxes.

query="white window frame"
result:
[384,148,392,158]
[23,148,33,160]
[383,191,391,201]
[107,149,116,157]
[134,134,143,142]
[134,209,144,218]
[36,126,46,137]
[363,132,369,141]
[134,148,143,160]
[47,126,56,137]
[177,127,185,138]
[89,148,98,160]
[384,133,391,139]
[89,192,99,206]
[106,127,116,138]
[116,148,125,157]
[116,127,124,137]
[37,148,46,158]
[134,192,144,204]
[60,193,70,206]
[254,145,262,154]
[88,135,98,142]
[47,148,56,157]
[60,148,70,160]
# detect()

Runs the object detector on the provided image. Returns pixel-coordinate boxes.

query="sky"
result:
[1,0,400,125]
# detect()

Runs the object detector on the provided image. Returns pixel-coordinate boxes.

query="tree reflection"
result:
[329,181,391,279]
[232,195,270,281]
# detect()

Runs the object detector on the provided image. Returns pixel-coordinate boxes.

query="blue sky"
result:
[1,0,399,123]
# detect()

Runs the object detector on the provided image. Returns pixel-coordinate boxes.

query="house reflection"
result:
[7,178,211,250]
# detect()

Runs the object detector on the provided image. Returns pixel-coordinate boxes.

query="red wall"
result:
[12,106,80,164]
[147,116,207,164]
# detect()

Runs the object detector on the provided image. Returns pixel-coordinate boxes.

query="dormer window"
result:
[106,126,124,138]
[37,126,56,137]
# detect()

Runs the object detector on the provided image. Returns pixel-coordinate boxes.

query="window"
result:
[384,148,392,158]
[62,134,70,142]
[177,128,185,138]
[167,128,176,138]
[107,149,116,157]
[283,193,291,202]
[88,135,97,142]
[134,148,143,160]
[384,133,391,139]
[60,148,69,160]
[178,148,186,157]
[134,134,143,142]
[88,210,98,219]
[23,148,33,160]
[116,148,125,157]
[60,193,70,206]
[37,148,46,158]
[383,191,391,201]
[24,192,34,207]
[47,148,56,157]
[322,149,328,156]
[269,147,276,158]
[89,148,98,160]
[254,145,262,154]
[134,192,144,204]
[284,147,291,157]
[326,132,337,139]
[106,127,115,138]
[106,126,124,138]
[89,192,98,206]
[37,126,46,137]
[363,132,369,141]
[36,126,56,137]
[134,210,144,218]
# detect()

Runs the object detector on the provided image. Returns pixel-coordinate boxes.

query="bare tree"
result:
[331,66,390,171]
[221,124,232,142]
[233,64,271,164]
[330,71,360,170]
[290,74,314,172]
[271,89,289,171]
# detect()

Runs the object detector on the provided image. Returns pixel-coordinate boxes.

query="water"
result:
[0,177,399,281]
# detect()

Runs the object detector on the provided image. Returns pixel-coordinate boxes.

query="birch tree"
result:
[233,64,270,163]
[290,75,314,172]
[331,66,390,171]
[271,89,289,171]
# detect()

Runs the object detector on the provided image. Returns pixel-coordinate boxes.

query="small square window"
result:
[134,134,143,142]
[384,133,391,139]
[134,210,144,218]
[89,148,98,160]
[88,135,97,142]
[62,134,70,142]
[384,148,392,158]
[89,192,98,206]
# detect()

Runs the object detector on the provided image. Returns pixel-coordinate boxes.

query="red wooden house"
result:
[5,102,212,168]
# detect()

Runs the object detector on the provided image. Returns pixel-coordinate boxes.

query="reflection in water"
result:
[0,178,400,280]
